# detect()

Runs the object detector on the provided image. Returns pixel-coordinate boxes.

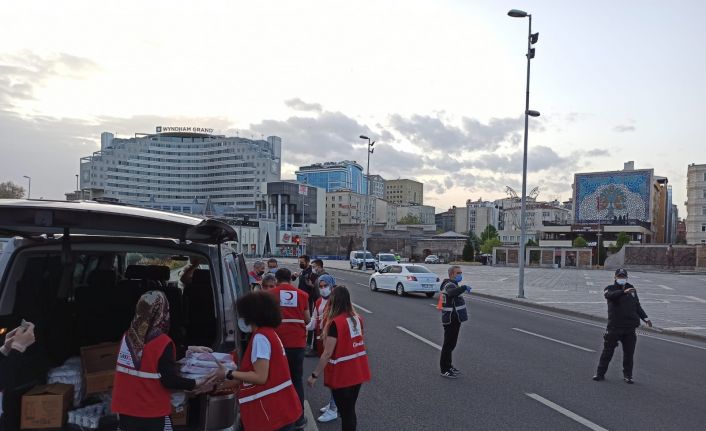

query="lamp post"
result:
[359,135,375,257]
[508,8,540,298]
[23,176,31,200]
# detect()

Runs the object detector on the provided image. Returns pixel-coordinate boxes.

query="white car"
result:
[368,264,441,297]
[424,254,440,264]
[375,253,397,271]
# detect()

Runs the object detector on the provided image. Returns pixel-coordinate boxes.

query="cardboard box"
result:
[81,342,119,396]
[21,383,74,429]
[171,404,189,427]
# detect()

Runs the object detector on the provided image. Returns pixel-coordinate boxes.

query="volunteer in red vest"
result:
[270,268,310,430]
[220,291,301,431]
[307,286,371,431]
[112,291,220,431]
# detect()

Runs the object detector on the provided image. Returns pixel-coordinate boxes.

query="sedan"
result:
[369,264,441,297]
[424,255,440,264]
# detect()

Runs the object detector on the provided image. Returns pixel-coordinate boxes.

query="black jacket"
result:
[297,266,319,303]
[604,282,649,328]
[440,279,468,325]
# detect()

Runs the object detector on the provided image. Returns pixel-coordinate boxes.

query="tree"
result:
[573,236,588,248]
[480,225,499,243]
[615,231,631,251]
[398,215,422,225]
[526,239,538,247]
[462,235,475,261]
[481,238,502,255]
[0,181,25,199]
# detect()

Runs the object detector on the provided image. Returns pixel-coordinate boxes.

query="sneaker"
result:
[440,370,458,379]
[317,409,338,423]
[319,404,330,413]
[450,366,461,375]
[592,375,605,381]
[624,376,634,384]
[294,416,308,430]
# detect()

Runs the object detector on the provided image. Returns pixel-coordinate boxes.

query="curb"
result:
[317,264,706,344]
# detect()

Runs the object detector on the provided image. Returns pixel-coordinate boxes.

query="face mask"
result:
[256,270,264,276]
[299,263,307,269]
[454,274,463,283]
[314,267,323,274]
[616,279,627,286]
[237,318,252,333]
[268,268,277,273]
[320,286,331,297]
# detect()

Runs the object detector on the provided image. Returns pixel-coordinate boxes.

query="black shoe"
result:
[440,370,458,379]
[294,416,308,430]
[592,375,605,381]
[624,376,634,384]
[450,366,461,375]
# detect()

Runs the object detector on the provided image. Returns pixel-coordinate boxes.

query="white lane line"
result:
[497,277,509,282]
[356,283,369,288]
[353,303,372,314]
[396,326,441,350]
[644,279,653,283]
[586,281,594,286]
[686,296,706,303]
[512,328,596,352]
[471,296,706,351]
[657,284,674,291]
[526,393,608,431]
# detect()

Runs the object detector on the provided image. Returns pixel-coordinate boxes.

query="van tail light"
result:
[406,276,417,281]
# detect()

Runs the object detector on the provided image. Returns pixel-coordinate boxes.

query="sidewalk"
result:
[277,258,706,340]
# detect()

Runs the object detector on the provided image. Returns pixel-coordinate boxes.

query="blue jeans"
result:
[285,347,305,416]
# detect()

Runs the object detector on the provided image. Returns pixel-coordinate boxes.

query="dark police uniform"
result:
[439,279,468,374]
[595,277,649,381]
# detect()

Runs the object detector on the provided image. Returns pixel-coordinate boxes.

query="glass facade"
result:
[296,161,366,194]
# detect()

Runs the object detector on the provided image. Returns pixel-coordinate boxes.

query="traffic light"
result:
[293,235,301,245]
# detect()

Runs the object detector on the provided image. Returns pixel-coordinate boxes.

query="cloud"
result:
[585,148,610,157]
[470,145,577,174]
[284,98,323,112]
[613,124,636,133]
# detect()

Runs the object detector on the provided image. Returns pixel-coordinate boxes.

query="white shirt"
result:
[250,333,272,364]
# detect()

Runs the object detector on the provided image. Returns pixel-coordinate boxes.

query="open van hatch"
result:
[0,200,237,243]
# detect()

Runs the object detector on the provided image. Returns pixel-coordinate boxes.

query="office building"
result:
[325,190,390,236]
[259,181,326,236]
[466,199,501,235]
[686,163,706,244]
[385,179,423,205]
[79,128,281,217]
[367,174,386,199]
[295,161,366,194]
[396,204,436,225]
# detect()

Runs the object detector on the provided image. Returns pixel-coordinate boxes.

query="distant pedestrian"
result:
[259,274,277,291]
[308,286,371,431]
[267,258,279,274]
[666,244,675,270]
[439,265,470,379]
[593,268,652,384]
[248,260,266,284]
[311,259,329,282]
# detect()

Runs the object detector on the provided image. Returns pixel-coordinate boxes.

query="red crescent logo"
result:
[284,292,294,300]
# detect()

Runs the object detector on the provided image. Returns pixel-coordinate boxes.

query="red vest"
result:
[111,333,173,417]
[270,284,309,348]
[238,327,302,431]
[324,314,371,389]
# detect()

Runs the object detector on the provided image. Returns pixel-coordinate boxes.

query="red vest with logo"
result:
[238,327,302,431]
[270,284,309,348]
[324,314,371,389]
[111,333,174,417]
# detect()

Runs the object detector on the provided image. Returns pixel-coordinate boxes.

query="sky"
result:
[1,0,704,215]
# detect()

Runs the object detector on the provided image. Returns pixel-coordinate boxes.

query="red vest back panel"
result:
[324,314,371,389]
[238,327,302,431]
[270,284,309,348]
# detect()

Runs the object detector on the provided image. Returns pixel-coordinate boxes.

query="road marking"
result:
[356,283,369,288]
[686,296,706,303]
[663,326,706,331]
[497,277,509,282]
[353,303,372,314]
[525,393,608,431]
[512,328,596,352]
[396,326,441,350]
[585,281,594,286]
[644,279,653,283]
[471,296,706,351]
[657,284,674,291]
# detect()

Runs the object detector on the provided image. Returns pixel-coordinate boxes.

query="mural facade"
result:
[574,170,653,223]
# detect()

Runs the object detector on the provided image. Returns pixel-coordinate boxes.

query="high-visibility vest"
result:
[270,284,309,348]
[324,314,371,389]
[238,327,302,431]
[111,333,173,417]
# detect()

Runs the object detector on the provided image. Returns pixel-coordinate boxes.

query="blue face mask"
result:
[454,274,463,283]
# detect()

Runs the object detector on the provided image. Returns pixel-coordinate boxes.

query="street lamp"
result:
[359,135,375,258]
[23,176,31,200]
[508,8,540,299]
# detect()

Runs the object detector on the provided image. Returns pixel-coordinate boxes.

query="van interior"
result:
[0,240,229,429]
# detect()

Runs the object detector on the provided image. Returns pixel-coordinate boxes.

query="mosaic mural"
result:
[574,170,652,223]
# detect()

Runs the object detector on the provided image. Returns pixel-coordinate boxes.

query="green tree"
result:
[462,235,475,261]
[398,215,422,225]
[480,225,499,243]
[0,181,25,199]
[481,238,502,254]
[615,231,631,251]
[526,239,538,247]
[573,236,588,247]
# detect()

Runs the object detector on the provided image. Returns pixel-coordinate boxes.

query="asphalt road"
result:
[279,264,706,431]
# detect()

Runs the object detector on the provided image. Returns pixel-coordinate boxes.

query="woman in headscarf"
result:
[112,291,220,431]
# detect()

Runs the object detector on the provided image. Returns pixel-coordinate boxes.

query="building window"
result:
[703,172,706,181]
[703,206,706,216]
[702,224,706,232]
[703,189,706,198]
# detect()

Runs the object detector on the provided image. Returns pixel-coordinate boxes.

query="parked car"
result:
[350,250,375,269]
[368,264,441,297]
[375,253,397,271]
[424,254,440,264]
[0,200,251,430]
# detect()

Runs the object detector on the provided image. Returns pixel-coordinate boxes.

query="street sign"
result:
[298,184,308,196]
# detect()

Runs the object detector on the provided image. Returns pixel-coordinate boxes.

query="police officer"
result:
[439,265,470,379]
[593,268,652,384]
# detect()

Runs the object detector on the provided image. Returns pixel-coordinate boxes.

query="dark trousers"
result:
[118,415,172,431]
[331,384,362,431]
[285,347,305,416]
[440,314,461,372]
[596,327,637,377]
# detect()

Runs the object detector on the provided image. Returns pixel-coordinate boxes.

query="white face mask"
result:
[320,286,331,298]
[616,279,627,286]
[238,318,252,333]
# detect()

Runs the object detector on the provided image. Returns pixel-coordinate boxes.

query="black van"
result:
[0,200,251,430]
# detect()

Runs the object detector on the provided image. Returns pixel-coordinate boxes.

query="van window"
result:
[355,252,364,259]
[379,254,396,261]
[365,252,373,259]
